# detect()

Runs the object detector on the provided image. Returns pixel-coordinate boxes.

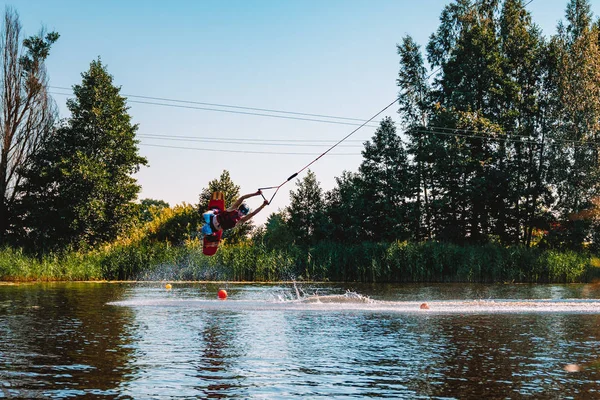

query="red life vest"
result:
[216,210,242,230]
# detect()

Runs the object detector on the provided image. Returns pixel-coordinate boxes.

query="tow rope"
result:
[258,97,400,204]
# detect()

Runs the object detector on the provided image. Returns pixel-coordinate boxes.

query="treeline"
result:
[258,0,600,252]
[240,0,600,282]
[1,1,600,283]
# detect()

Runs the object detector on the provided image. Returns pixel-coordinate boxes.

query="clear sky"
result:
[7,0,600,225]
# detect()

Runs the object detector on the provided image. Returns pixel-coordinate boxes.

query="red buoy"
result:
[218,289,228,300]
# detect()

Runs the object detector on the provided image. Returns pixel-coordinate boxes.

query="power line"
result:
[139,133,366,143]
[50,85,371,123]
[259,96,402,203]
[138,134,363,148]
[140,143,358,156]
[136,122,600,157]
[137,124,600,149]
[51,85,598,152]
[49,89,382,128]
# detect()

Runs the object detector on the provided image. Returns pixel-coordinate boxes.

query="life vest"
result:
[208,211,222,232]
[216,210,242,230]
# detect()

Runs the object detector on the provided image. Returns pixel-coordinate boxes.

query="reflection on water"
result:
[0,283,136,398]
[1,282,600,398]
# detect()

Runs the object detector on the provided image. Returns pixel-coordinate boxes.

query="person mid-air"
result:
[201,190,268,236]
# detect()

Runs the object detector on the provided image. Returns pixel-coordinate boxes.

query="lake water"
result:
[2,282,600,399]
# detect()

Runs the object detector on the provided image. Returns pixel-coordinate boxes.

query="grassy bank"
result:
[0,240,598,283]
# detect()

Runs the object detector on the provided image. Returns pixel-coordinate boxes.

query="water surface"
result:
[1,282,600,398]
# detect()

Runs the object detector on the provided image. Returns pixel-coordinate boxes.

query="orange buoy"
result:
[218,289,228,300]
[564,364,581,372]
[420,302,430,310]
[165,283,172,290]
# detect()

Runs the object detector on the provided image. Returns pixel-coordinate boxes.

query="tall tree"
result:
[496,0,549,246]
[325,171,366,243]
[261,211,295,251]
[397,36,430,127]
[549,0,600,248]
[358,117,412,242]
[0,7,59,242]
[198,170,241,210]
[286,170,326,247]
[397,35,434,240]
[18,59,147,251]
[391,0,599,249]
[198,170,252,244]
[426,0,520,243]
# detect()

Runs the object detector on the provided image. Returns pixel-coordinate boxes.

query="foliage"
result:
[5,1,600,283]
[260,211,295,251]
[140,203,201,245]
[324,171,365,244]
[135,198,170,223]
[397,35,433,241]
[305,0,600,251]
[17,58,147,252]
[357,117,412,241]
[0,247,102,281]
[286,170,327,247]
[198,170,241,209]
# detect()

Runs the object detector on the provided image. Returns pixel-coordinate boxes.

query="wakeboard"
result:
[202,191,225,256]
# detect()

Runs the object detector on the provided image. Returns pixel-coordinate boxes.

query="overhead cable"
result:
[49,89,381,128]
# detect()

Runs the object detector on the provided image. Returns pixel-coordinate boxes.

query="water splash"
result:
[108,297,600,314]
[295,290,373,304]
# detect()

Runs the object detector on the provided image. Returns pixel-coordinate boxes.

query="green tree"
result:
[261,211,295,250]
[0,8,59,242]
[136,198,170,223]
[397,35,434,240]
[391,0,599,250]
[428,0,506,243]
[554,1,600,209]
[422,0,551,244]
[198,170,252,244]
[358,117,412,242]
[18,58,147,251]
[545,0,600,249]
[324,171,366,243]
[198,170,240,209]
[496,0,549,246]
[286,170,326,247]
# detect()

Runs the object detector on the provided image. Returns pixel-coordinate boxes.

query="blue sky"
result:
[7,0,600,225]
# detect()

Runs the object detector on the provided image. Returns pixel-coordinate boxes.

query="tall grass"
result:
[0,240,597,283]
[96,239,297,282]
[277,241,597,283]
[0,247,103,281]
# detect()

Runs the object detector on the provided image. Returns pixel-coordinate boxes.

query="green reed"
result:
[0,247,103,281]
[0,240,597,283]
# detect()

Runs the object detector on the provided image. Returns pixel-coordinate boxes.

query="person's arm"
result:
[230,190,262,210]
[239,200,269,224]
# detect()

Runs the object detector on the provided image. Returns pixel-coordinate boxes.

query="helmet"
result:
[238,203,250,215]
